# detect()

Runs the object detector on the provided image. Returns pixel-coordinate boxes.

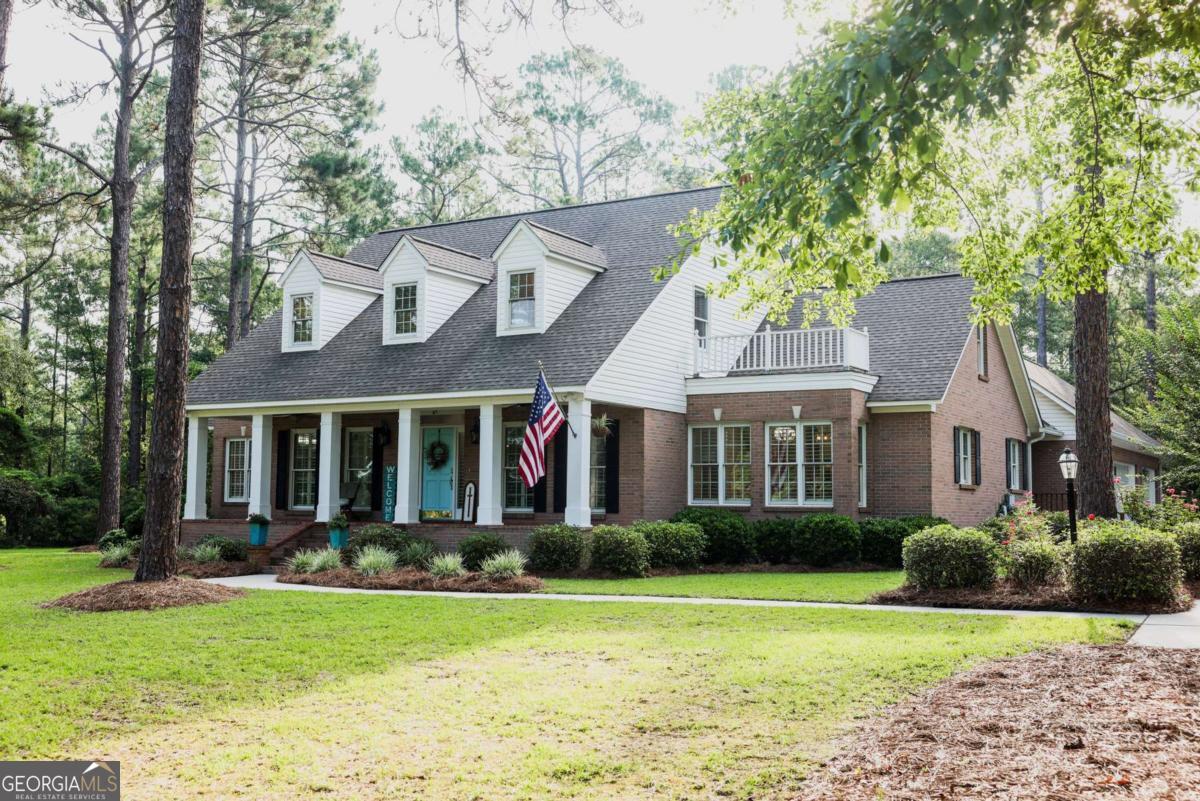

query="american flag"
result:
[518,371,565,488]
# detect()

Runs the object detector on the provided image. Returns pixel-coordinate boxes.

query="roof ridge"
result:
[880,271,964,284]
[308,249,379,271]
[371,185,726,237]
[406,234,491,261]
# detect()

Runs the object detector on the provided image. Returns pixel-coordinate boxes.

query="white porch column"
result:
[248,414,273,520]
[393,407,421,524]
[477,402,505,525]
[183,415,208,520]
[315,411,342,522]
[564,397,592,527]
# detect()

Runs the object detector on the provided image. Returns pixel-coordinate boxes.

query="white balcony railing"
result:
[694,326,869,376]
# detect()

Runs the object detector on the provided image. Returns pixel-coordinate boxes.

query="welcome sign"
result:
[382,465,397,522]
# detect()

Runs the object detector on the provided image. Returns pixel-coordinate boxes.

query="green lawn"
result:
[1,550,1128,800]
[542,570,906,603]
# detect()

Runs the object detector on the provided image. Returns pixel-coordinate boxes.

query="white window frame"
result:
[687,423,751,506]
[765,421,834,508]
[976,324,988,376]
[223,437,250,503]
[694,288,709,344]
[502,422,533,513]
[342,427,373,511]
[590,430,607,514]
[857,423,867,508]
[291,293,314,346]
[1007,438,1023,491]
[508,270,536,329]
[958,427,975,487]
[393,282,418,337]
[289,428,318,510]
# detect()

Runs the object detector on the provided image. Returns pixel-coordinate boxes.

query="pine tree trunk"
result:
[0,0,12,97]
[1074,284,1117,518]
[128,256,148,487]
[97,18,137,536]
[226,53,248,350]
[238,145,256,339]
[137,0,206,583]
[1145,252,1157,402]
[1036,256,1048,368]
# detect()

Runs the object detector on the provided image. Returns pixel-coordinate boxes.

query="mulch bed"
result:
[101,559,261,579]
[42,577,246,612]
[872,579,1193,615]
[797,645,1200,800]
[278,566,544,593]
[69,544,100,553]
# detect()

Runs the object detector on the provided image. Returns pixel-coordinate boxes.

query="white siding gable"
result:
[587,246,764,413]
[492,222,600,336]
[380,238,482,344]
[281,256,320,352]
[1033,385,1076,438]
[318,282,376,348]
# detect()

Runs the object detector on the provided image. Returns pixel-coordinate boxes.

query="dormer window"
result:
[509,271,536,328]
[694,289,709,341]
[292,294,313,344]
[394,283,418,335]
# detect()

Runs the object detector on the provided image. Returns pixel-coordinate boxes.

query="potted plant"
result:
[247,513,270,546]
[328,512,349,549]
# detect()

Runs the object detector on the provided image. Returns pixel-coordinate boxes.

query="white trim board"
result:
[685,372,878,396]
[186,386,588,415]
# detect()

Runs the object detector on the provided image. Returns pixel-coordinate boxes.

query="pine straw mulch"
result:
[277,566,544,593]
[101,558,261,579]
[872,579,1193,615]
[42,577,245,612]
[796,645,1200,801]
[69,544,100,552]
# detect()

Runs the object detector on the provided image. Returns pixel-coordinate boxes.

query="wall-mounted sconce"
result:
[792,405,803,420]
[713,407,723,421]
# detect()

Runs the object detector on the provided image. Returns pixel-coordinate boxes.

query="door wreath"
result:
[425,440,450,470]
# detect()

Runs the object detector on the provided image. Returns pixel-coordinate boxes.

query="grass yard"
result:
[1,550,1128,800]
[542,570,906,603]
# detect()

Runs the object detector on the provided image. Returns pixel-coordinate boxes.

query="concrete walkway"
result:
[1128,603,1200,649]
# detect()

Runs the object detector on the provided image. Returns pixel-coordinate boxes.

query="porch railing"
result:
[694,326,870,376]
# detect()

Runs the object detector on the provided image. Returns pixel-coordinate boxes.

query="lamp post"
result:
[1058,447,1080,544]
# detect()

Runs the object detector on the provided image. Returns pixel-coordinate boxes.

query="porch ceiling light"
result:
[1058,447,1079,481]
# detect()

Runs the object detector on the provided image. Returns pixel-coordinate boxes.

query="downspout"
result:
[1026,429,1048,494]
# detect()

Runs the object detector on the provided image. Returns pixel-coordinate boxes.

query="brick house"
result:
[182,187,1160,552]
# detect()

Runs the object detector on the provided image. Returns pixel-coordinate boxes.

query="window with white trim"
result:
[767,422,833,506]
[694,289,709,342]
[292,294,313,344]
[689,424,750,505]
[509,271,535,327]
[976,324,988,376]
[393,283,417,335]
[224,438,249,502]
[857,424,867,508]
[1007,438,1023,491]
[342,428,373,510]
[956,426,976,486]
[590,431,607,513]
[290,429,317,509]
[503,423,532,511]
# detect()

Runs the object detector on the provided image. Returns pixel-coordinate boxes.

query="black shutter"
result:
[275,430,289,510]
[604,419,620,514]
[1020,441,1029,491]
[533,475,547,513]
[370,427,385,511]
[553,428,568,513]
[972,430,982,486]
[1005,438,1013,490]
[953,427,961,484]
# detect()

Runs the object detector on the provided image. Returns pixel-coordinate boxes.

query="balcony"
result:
[694,326,870,376]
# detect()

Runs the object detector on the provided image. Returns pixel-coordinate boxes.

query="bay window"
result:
[689,424,750,505]
[767,422,833,506]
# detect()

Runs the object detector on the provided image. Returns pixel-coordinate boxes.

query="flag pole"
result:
[538,359,577,438]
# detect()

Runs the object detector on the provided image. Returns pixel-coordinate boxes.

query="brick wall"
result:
[867,412,932,516]
[1032,439,1162,504]
[641,408,687,521]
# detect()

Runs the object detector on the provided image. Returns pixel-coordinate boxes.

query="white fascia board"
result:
[866,400,939,413]
[491,219,547,261]
[996,322,1044,437]
[426,264,490,285]
[186,385,588,415]
[277,250,312,288]
[323,278,383,295]
[546,252,605,274]
[685,372,879,396]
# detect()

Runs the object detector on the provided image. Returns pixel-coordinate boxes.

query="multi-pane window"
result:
[767,422,833,505]
[956,426,977,486]
[1007,438,1023,491]
[343,428,373,509]
[503,424,532,511]
[509,271,535,327]
[291,294,313,344]
[290,429,317,508]
[590,432,607,512]
[858,424,867,508]
[976,324,988,376]
[224,438,249,502]
[690,424,750,505]
[393,283,417,335]
[694,289,709,341]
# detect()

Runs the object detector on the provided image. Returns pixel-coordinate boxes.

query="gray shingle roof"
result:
[523,220,607,269]
[1024,360,1159,448]
[306,251,383,291]
[768,273,977,403]
[189,187,723,405]
[407,236,495,282]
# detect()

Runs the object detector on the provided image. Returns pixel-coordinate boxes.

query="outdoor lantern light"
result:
[1059,447,1080,544]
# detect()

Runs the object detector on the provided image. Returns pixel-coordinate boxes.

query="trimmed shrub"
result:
[44,497,98,547]
[0,469,49,546]
[1043,511,1072,543]
[590,525,650,577]
[1173,522,1200,581]
[354,544,399,576]
[197,535,248,562]
[429,552,467,578]
[1070,522,1182,604]
[527,524,587,573]
[1005,539,1063,588]
[902,525,998,590]
[346,524,411,558]
[396,539,436,569]
[286,549,319,574]
[186,542,224,564]
[457,532,509,571]
[99,542,135,567]
[632,521,705,569]
[310,547,343,573]
[752,518,795,564]
[895,515,950,532]
[98,528,132,551]
[672,507,755,564]
[794,514,861,566]
[480,548,527,579]
[976,516,1009,543]
[121,504,145,540]
[858,518,912,567]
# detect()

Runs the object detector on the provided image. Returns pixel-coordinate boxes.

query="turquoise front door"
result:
[421,427,456,520]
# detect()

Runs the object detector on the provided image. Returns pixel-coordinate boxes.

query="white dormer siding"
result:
[492,220,604,336]
[279,251,382,353]
[379,237,487,344]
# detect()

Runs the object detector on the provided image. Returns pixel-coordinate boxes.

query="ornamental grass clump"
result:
[428,552,467,579]
[902,525,998,590]
[287,547,342,574]
[457,533,508,571]
[285,549,318,574]
[353,544,399,577]
[396,539,436,570]
[1005,538,1063,589]
[1069,522,1182,604]
[99,542,135,567]
[479,548,527,579]
[185,542,223,564]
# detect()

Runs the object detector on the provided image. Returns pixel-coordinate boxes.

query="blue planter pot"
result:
[249,522,269,547]
[329,528,349,549]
